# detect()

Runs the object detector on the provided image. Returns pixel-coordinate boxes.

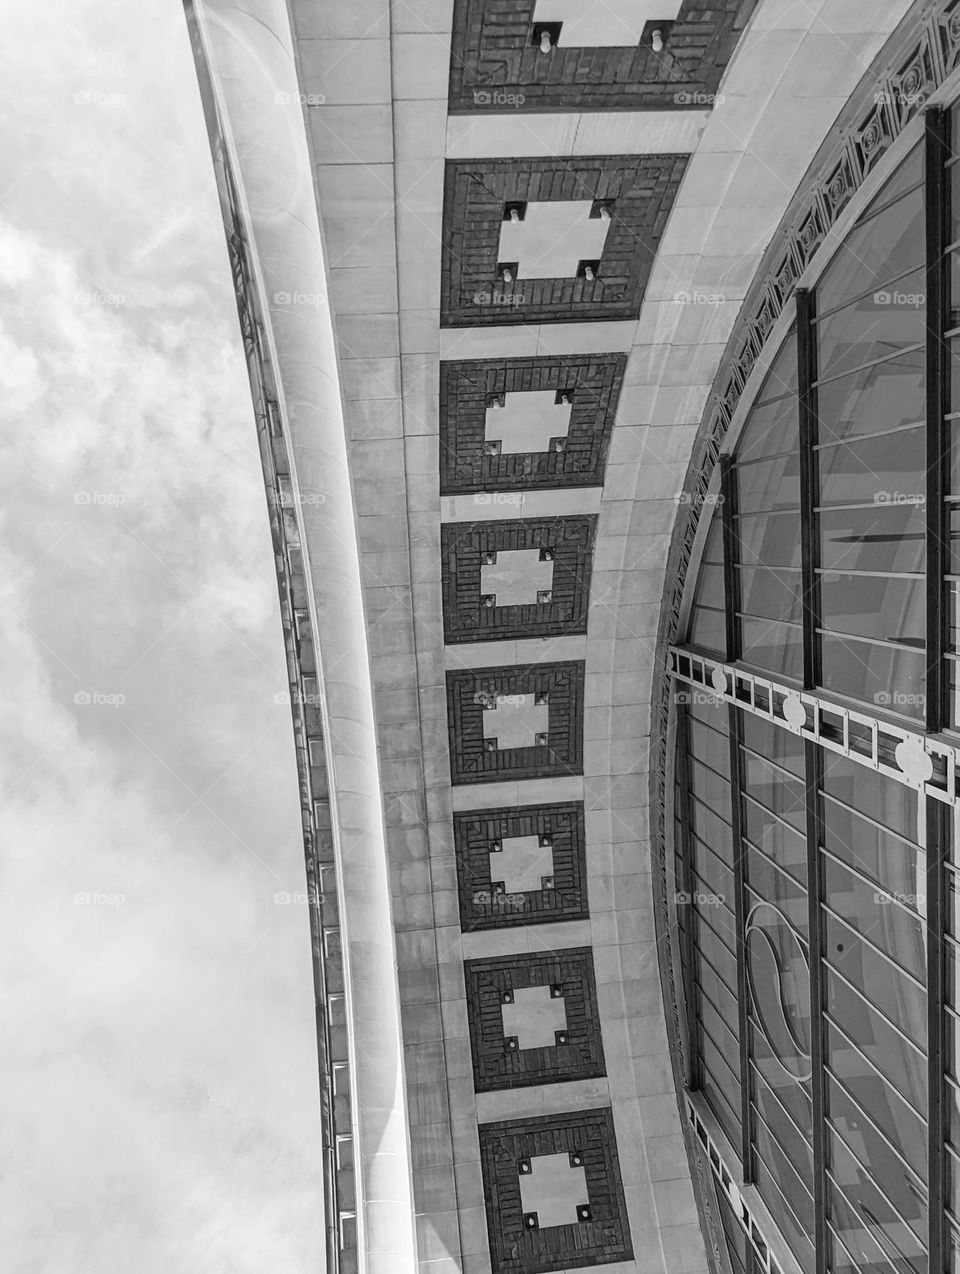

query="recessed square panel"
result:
[449,0,756,114]
[441,355,623,494]
[465,948,604,1090]
[478,1108,632,1272]
[497,200,609,278]
[532,0,682,46]
[446,662,583,783]
[441,517,596,642]
[441,155,687,326]
[455,802,587,931]
[488,390,571,454]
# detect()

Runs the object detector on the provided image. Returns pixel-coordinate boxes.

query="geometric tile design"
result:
[464,948,605,1091]
[441,156,687,326]
[446,662,585,784]
[454,802,588,930]
[449,0,757,114]
[478,1108,633,1272]
[441,516,597,642]
[440,355,625,494]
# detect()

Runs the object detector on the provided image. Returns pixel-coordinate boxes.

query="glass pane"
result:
[819,572,924,645]
[737,453,800,514]
[689,757,733,818]
[819,634,925,718]
[824,970,926,1116]
[688,515,725,655]
[820,753,920,846]
[746,848,808,941]
[818,184,924,314]
[735,393,798,465]
[737,510,803,569]
[817,426,924,508]
[827,1129,927,1273]
[742,798,807,886]
[688,717,730,778]
[819,505,925,573]
[754,329,798,405]
[741,752,806,829]
[736,565,802,624]
[826,1047,928,1182]
[822,854,925,979]
[817,348,924,446]
[688,797,733,861]
[740,711,805,776]
[817,267,924,381]
[740,618,803,680]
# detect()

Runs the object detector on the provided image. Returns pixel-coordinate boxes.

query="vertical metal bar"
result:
[804,739,828,1274]
[796,288,820,692]
[727,703,753,1179]
[927,796,946,1274]
[720,456,740,665]
[674,698,701,1091]
[926,106,949,735]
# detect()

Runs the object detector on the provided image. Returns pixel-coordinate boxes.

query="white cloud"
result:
[0,0,326,1270]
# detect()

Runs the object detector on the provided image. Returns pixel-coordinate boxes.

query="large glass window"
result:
[671,116,958,1274]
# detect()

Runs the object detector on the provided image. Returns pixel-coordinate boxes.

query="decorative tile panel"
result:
[455,801,588,930]
[479,1108,633,1272]
[441,155,687,326]
[449,0,757,114]
[446,662,584,783]
[441,516,597,642]
[465,947,605,1090]
[440,354,624,493]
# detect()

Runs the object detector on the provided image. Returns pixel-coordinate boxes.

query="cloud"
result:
[0,1,326,1270]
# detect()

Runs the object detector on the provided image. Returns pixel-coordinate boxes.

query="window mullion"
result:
[796,288,820,691]
[805,739,828,1274]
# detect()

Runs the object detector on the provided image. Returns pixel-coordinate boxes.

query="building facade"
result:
[183,1,960,1272]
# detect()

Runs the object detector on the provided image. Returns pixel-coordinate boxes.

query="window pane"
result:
[822,854,925,980]
[817,270,924,381]
[818,572,924,646]
[826,1130,927,1273]
[740,618,803,680]
[818,185,924,316]
[820,753,920,846]
[736,565,802,624]
[819,634,925,718]
[824,971,926,1116]
[819,505,925,573]
[817,426,924,508]
[817,348,924,446]
[737,453,800,514]
[735,392,798,464]
[737,510,802,569]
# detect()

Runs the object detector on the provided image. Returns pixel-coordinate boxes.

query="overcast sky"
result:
[0,1,325,1269]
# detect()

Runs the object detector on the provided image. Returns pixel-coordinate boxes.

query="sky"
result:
[0,1,326,1269]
